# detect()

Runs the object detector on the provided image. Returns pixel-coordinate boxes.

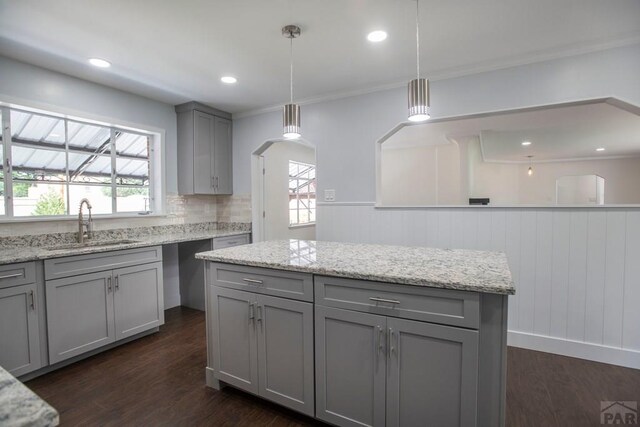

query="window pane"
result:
[115,157,149,186]
[67,121,111,153]
[288,160,316,225]
[14,184,67,217]
[10,110,65,147]
[115,132,149,159]
[117,187,149,212]
[69,184,112,215]
[69,153,111,184]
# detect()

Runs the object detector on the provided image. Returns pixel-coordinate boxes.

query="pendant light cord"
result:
[290,36,294,104]
[415,0,420,79]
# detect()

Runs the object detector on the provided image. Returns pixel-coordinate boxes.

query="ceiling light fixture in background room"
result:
[282,25,301,140]
[220,76,237,84]
[527,155,534,176]
[407,0,430,122]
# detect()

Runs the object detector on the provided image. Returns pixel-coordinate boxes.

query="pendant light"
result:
[527,155,534,176]
[282,25,301,139]
[408,0,430,122]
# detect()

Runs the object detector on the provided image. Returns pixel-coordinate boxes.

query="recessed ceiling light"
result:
[367,30,387,42]
[596,147,606,152]
[88,58,111,68]
[220,76,237,84]
[521,141,532,146]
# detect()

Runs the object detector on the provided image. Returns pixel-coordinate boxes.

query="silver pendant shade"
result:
[283,103,300,139]
[408,0,430,122]
[408,78,430,122]
[282,25,301,139]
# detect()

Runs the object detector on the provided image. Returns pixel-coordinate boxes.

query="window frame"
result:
[0,105,159,221]
[288,160,316,227]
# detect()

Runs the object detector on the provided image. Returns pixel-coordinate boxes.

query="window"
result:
[289,160,316,225]
[0,106,155,219]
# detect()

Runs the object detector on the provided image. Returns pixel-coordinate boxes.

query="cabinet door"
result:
[257,294,314,416]
[386,318,479,427]
[213,116,232,195]
[193,110,215,194]
[113,262,164,340]
[0,283,41,376]
[210,286,258,394]
[315,306,386,427]
[46,271,115,364]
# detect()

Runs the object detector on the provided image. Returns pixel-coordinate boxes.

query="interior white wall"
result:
[263,141,316,240]
[232,44,640,367]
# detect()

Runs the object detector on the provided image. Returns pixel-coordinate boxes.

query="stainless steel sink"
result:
[45,239,140,251]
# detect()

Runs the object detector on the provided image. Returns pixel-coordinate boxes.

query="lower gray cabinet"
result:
[316,306,479,427]
[46,262,164,364]
[0,283,42,376]
[46,271,116,364]
[210,286,258,393]
[386,317,479,427]
[315,306,387,427]
[210,285,314,416]
[113,262,164,340]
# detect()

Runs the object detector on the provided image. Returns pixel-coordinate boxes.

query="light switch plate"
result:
[324,189,336,202]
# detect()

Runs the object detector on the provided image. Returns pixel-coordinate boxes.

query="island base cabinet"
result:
[385,318,479,427]
[46,263,164,365]
[316,306,479,427]
[210,286,314,416]
[0,283,42,376]
[315,306,387,427]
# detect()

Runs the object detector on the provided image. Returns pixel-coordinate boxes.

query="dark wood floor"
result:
[27,307,640,427]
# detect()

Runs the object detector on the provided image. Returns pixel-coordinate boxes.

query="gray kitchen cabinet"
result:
[46,271,115,364]
[386,317,479,427]
[315,305,387,427]
[46,256,164,364]
[113,262,164,340]
[0,283,42,376]
[210,286,259,393]
[208,266,314,416]
[257,294,314,416]
[176,101,232,195]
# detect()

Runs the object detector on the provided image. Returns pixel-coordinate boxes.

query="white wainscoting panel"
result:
[317,203,640,369]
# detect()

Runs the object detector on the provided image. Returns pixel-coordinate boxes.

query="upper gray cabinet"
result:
[176,102,233,195]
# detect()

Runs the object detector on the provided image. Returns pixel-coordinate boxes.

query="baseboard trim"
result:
[508,330,640,369]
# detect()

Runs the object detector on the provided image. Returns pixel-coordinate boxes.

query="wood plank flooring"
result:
[26,307,640,426]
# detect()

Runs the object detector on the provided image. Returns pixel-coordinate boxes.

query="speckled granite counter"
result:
[0,365,59,427]
[195,239,515,295]
[0,229,250,266]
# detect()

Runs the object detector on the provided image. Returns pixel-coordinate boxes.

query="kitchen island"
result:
[196,240,515,427]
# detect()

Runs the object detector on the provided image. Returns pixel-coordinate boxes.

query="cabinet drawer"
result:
[315,276,479,329]
[210,263,313,302]
[45,246,163,280]
[0,262,36,289]
[213,234,250,250]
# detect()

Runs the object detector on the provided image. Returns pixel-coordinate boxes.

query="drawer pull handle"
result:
[242,278,263,285]
[226,241,238,245]
[29,290,36,310]
[0,272,22,280]
[369,297,400,305]
[249,302,255,323]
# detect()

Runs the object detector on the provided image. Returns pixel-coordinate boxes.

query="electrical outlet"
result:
[324,189,335,202]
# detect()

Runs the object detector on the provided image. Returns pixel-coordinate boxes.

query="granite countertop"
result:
[0,229,250,266]
[195,240,515,295]
[0,365,59,427]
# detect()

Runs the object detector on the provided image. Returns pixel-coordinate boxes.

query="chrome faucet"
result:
[78,198,94,244]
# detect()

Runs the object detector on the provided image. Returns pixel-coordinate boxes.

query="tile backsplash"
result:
[0,193,252,237]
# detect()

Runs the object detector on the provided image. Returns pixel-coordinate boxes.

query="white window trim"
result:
[0,103,164,221]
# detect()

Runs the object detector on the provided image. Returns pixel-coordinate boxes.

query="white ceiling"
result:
[0,0,639,114]
[383,101,640,162]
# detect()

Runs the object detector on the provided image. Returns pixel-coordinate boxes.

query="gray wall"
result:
[232,44,640,368]
[0,55,179,193]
